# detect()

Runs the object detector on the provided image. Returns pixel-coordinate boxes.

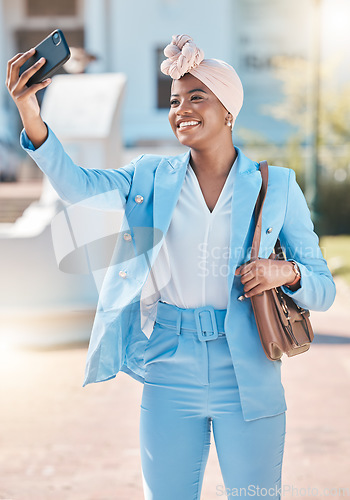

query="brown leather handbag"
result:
[248,161,314,361]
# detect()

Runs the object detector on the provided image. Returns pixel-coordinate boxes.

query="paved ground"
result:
[0,279,349,500]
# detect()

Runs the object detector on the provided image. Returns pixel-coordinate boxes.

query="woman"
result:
[7,34,336,499]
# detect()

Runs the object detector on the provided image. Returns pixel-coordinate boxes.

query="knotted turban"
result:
[160,34,244,123]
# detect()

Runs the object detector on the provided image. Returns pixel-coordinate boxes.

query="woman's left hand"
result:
[235,258,298,298]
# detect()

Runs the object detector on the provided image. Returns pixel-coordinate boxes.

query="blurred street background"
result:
[0,0,350,499]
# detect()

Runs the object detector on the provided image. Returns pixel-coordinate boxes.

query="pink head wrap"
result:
[160,34,244,123]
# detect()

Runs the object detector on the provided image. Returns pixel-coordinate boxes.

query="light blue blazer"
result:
[21,126,336,422]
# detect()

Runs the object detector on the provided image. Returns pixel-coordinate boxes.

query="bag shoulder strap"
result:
[251,161,284,261]
[251,161,268,260]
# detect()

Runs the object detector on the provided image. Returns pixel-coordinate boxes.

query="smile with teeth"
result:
[178,121,201,129]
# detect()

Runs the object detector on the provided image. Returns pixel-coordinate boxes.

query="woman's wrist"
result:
[284,260,301,289]
[20,112,48,149]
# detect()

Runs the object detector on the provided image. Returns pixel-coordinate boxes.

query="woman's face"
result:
[168,73,230,150]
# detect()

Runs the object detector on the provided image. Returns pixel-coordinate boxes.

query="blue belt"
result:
[155,301,226,342]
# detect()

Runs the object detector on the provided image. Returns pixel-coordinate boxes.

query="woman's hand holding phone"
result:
[6,48,52,149]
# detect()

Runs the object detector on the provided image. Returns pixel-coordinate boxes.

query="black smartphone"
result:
[19,29,71,87]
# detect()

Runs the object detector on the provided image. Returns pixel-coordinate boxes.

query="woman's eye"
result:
[170,96,202,106]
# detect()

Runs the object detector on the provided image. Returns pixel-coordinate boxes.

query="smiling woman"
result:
[6,33,336,500]
[168,78,229,147]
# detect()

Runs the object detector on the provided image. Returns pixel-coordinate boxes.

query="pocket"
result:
[143,321,179,368]
[144,321,162,351]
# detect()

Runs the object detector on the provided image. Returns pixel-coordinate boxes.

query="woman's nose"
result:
[176,99,193,115]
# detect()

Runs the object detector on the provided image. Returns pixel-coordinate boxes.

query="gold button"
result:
[266,227,273,234]
[135,195,144,204]
[123,233,132,241]
[119,270,127,279]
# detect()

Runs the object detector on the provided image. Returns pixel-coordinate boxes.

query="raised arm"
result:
[6,48,51,148]
[6,48,137,208]
[20,125,138,207]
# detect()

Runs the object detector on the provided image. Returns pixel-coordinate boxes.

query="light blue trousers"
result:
[140,301,286,500]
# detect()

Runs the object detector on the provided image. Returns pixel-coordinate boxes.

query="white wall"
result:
[233,0,315,143]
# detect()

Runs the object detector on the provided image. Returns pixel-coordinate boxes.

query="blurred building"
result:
[0,0,349,148]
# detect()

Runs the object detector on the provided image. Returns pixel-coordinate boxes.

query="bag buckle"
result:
[194,306,219,342]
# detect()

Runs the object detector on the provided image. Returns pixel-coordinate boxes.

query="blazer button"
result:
[135,194,144,204]
[123,233,132,241]
[266,227,273,234]
[119,270,127,279]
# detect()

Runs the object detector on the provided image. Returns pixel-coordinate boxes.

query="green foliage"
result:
[317,178,350,235]
[248,53,350,235]
[320,235,350,285]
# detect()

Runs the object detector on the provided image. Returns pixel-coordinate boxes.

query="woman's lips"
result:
[177,120,201,131]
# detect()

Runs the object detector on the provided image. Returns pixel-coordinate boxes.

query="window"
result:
[16,29,84,57]
[26,0,77,17]
[156,47,172,109]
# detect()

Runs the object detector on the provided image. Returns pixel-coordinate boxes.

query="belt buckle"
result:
[194,306,218,342]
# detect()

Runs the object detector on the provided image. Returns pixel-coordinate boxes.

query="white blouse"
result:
[140,157,237,337]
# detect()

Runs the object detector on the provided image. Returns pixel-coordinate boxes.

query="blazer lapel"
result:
[149,146,262,297]
[227,147,262,294]
[150,150,190,266]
